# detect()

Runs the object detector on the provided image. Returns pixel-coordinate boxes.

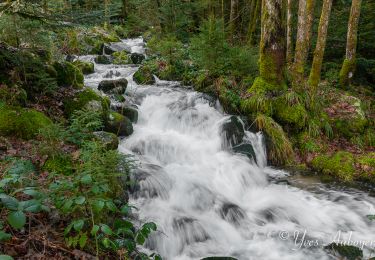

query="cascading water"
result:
[81,38,375,260]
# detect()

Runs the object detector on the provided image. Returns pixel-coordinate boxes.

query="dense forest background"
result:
[0,0,374,259]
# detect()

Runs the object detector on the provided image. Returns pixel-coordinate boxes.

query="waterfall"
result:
[80,37,375,260]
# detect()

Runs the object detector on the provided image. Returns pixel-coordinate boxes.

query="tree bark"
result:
[247,0,261,45]
[293,0,315,84]
[229,0,239,41]
[286,0,293,64]
[339,0,362,88]
[249,0,286,91]
[308,0,333,91]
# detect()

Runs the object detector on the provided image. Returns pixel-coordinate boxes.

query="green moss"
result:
[334,118,367,138]
[42,154,73,175]
[273,97,307,129]
[112,51,130,65]
[53,62,84,89]
[311,151,355,182]
[339,59,355,88]
[72,60,95,75]
[259,54,280,86]
[254,114,294,165]
[297,131,321,154]
[133,65,155,85]
[0,104,52,140]
[94,55,112,64]
[64,89,109,118]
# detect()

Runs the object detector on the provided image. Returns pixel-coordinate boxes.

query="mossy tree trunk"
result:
[339,0,362,88]
[247,0,261,45]
[286,0,293,65]
[293,0,315,85]
[229,0,239,42]
[308,0,333,91]
[250,0,286,90]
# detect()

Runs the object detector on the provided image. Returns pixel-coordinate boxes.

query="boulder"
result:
[53,61,84,89]
[103,42,131,55]
[130,53,145,64]
[0,104,52,140]
[113,104,138,123]
[94,55,112,64]
[221,116,245,148]
[63,88,109,118]
[105,111,133,136]
[93,131,119,150]
[232,143,256,162]
[98,78,128,94]
[72,60,95,75]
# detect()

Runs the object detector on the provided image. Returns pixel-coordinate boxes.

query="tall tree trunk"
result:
[247,0,261,45]
[121,0,128,21]
[250,0,286,90]
[229,0,239,41]
[339,0,362,88]
[293,0,315,84]
[308,0,333,91]
[286,0,293,64]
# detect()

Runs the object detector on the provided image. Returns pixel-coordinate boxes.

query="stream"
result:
[79,38,375,260]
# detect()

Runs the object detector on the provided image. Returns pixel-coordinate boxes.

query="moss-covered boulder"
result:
[53,61,84,89]
[98,78,128,94]
[94,55,112,64]
[93,131,119,150]
[63,88,109,118]
[72,60,95,75]
[325,94,367,138]
[113,51,130,65]
[114,105,138,123]
[0,103,52,140]
[311,151,355,181]
[105,111,133,136]
[133,66,155,85]
[273,97,307,129]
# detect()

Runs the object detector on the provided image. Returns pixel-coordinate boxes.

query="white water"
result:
[82,38,375,260]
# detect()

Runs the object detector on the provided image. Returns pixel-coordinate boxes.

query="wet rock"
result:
[103,70,121,78]
[232,143,256,161]
[172,217,210,244]
[105,111,133,136]
[220,203,246,225]
[94,55,112,64]
[93,131,119,150]
[113,94,126,102]
[324,243,363,260]
[113,105,138,123]
[66,54,77,62]
[102,42,131,55]
[130,53,145,64]
[98,78,128,94]
[221,116,245,148]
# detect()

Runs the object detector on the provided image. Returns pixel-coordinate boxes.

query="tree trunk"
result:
[339,0,362,88]
[121,0,128,21]
[247,0,261,45]
[308,0,333,91]
[229,0,239,41]
[286,0,293,64]
[250,0,286,91]
[293,0,315,84]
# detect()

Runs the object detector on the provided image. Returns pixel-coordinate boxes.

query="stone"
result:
[105,111,133,136]
[221,116,245,148]
[130,53,145,64]
[98,78,128,94]
[93,131,119,150]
